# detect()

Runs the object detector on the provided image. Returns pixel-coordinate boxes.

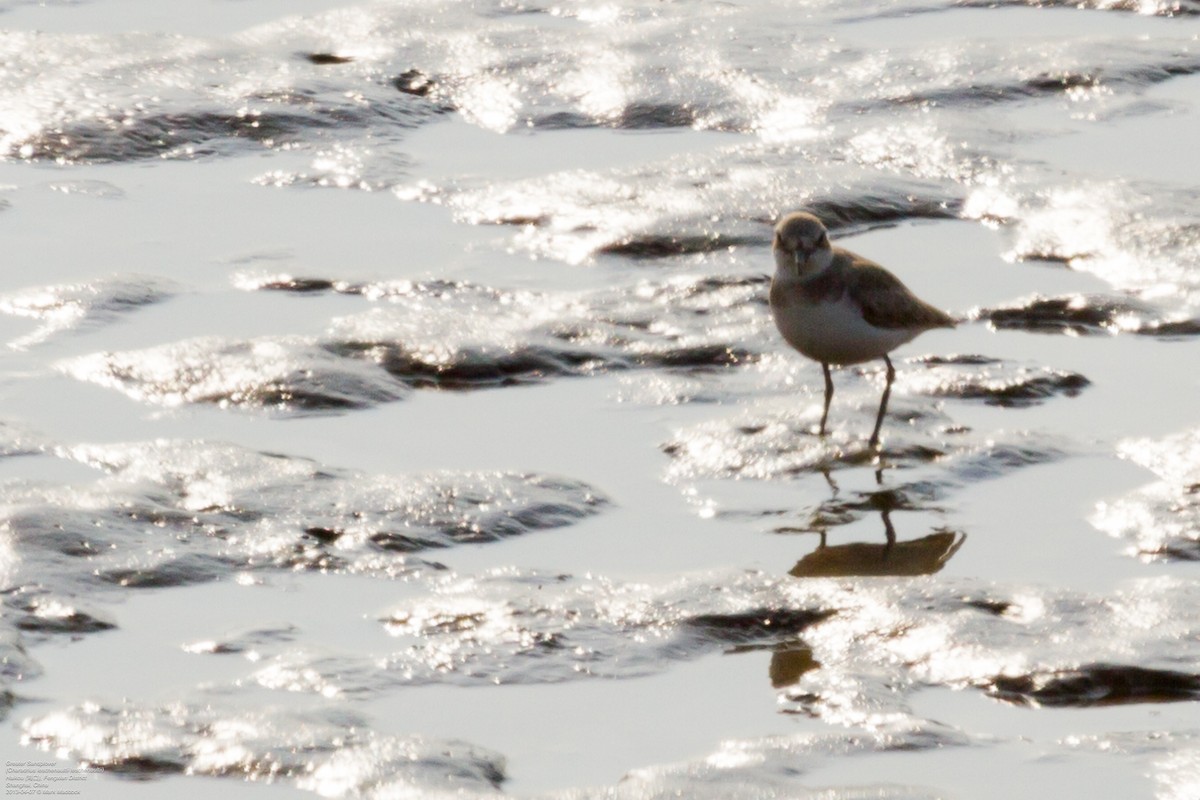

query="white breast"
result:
[771,291,916,366]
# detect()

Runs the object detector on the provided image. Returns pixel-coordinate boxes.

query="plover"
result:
[770,211,955,448]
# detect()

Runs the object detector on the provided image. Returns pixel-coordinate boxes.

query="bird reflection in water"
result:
[767,639,820,690]
[784,470,965,579]
[789,518,965,578]
[764,473,965,691]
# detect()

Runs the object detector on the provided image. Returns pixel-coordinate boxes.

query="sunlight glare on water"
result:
[2,0,1200,798]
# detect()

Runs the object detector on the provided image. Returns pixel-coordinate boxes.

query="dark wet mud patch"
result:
[533,101,701,131]
[60,336,410,415]
[986,663,1200,707]
[958,596,1016,616]
[326,340,612,390]
[98,553,246,589]
[559,722,965,800]
[0,422,48,460]
[664,399,1071,536]
[803,195,960,234]
[16,110,337,164]
[77,272,770,413]
[367,571,841,689]
[237,274,474,300]
[327,339,756,392]
[0,617,41,694]
[770,576,1200,724]
[249,276,350,294]
[207,569,1200,735]
[21,703,507,793]
[24,686,979,799]
[960,0,1200,19]
[449,142,965,263]
[61,334,748,415]
[25,568,1182,746]
[936,369,1089,407]
[0,276,176,349]
[9,596,117,636]
[0,19,447,167]
[661,415,927,484]
[596,232,762,260]
[1093,428,1200,561]
[1150,318,1200,337]
[587,191,960,261]
[981,294,1200,337]
[967,178,1200,316]
[0,621,36,722]
[392,69,441,100]
[181,623,298,656]
[683,608,834,646]
[13,78,434,165]
[852,45,1200,113]
[301,52,354,65]
[883,71,1102,110]
[0,440,608,595]
[613,101,698,130]
[912,355,1090,407]
[664,392,1070,486]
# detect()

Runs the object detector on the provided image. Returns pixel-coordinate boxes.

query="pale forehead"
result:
[775,212,827,240]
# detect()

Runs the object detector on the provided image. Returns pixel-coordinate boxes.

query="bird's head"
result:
[773,212,833,278]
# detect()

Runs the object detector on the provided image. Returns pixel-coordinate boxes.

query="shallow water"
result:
[2,0,1200,798]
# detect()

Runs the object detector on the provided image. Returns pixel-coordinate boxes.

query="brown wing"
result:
[838,249,957,331]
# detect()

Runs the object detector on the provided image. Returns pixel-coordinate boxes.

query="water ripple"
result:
[0,276,175,349]
[1093,428,1200,560]
[1,439,608,594]
[21,704,507,794]
[64,273,770,412]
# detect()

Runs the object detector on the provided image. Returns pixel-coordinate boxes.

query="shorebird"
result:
[770,212,955,448]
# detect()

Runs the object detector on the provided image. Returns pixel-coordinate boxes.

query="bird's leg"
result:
[819,362,833,436]
[819,467,839,495]
[881,508,896,560]
[868,355,895,450]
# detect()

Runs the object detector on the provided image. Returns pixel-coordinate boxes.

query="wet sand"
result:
[3,1,1200,798]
